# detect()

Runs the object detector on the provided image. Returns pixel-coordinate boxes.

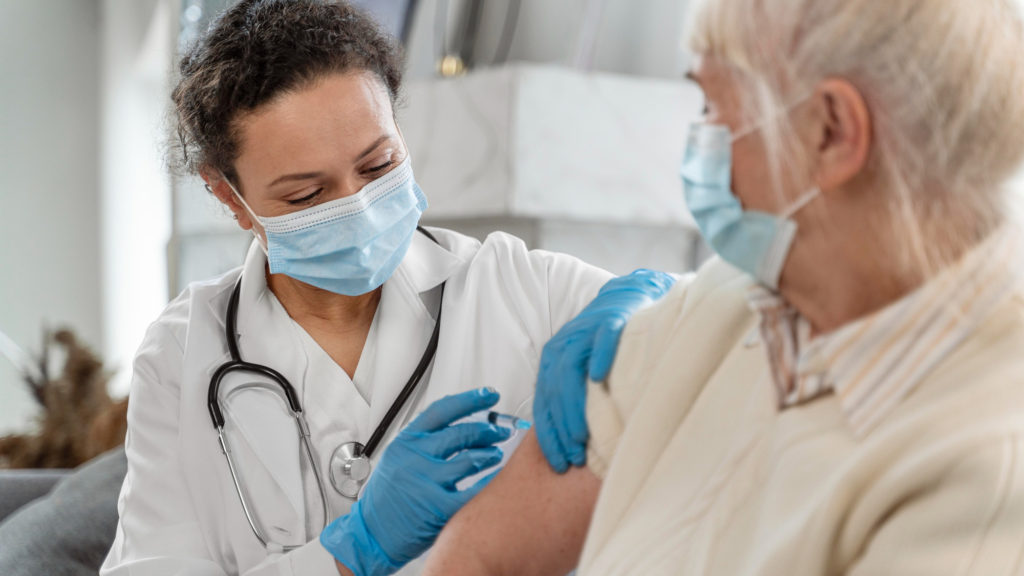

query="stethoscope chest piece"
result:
[330,441,372,499]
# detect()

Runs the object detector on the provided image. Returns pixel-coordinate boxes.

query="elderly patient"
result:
[422,0,1024,574]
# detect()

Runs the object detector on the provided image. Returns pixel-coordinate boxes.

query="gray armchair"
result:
[0,448,126,575]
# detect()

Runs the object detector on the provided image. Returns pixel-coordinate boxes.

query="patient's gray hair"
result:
[687,0,1024,275]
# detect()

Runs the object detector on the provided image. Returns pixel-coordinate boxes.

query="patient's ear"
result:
[200,168,256,232]
[807,78,872,191]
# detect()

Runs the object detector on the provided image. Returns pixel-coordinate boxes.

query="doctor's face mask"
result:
[680,102,819,291]
[224,157,427,296]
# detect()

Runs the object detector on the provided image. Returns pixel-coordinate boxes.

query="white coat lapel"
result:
[362,230,464,458]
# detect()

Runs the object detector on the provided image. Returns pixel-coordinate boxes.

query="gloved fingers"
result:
[637,269,678,295]
[597,269,648,296]
[586,269,678,382]
[596,269,676,300]
[319,505,359,552]
[535,403,570,474]
[643,268,675,293]
[558,361,591,463]
[551,360,588,468]
[622,269,677,294]
[428,422,512,459]
[439,446,504,488]
[563,414,590,469]
[532,367,556,462]
[588,317,626,382]
[408,388,500,433]
[539,335,570,373]
[531,389,554,465]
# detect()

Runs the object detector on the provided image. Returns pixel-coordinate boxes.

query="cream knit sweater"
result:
[580,258,1024,575]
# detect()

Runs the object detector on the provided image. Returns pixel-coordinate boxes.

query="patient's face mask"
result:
[680,120,819,290]
[225,157,427,296]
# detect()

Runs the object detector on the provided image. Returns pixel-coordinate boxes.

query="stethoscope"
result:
[208,227,444,551]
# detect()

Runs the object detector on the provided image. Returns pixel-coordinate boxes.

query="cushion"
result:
[0,469,69,522]
[0,447,127,575]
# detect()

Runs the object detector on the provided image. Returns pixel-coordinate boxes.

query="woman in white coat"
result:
[99,2,674,575]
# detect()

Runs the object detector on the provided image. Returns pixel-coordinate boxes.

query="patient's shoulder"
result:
[586,258,755,477]
[612,257,753,384]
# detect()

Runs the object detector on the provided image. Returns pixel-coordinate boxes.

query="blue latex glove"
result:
[321,388,512,576]
[534,269,676,473]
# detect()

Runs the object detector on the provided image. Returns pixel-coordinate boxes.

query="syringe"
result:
[487,411,532,430]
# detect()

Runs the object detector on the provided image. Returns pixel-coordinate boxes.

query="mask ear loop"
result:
[213,172,270,256]
[775,90,823,220]
[781,187,821,219]
[728,90,820,219]
[729,91,817,144]
[729,121,764,144]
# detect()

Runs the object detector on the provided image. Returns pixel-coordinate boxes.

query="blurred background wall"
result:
[99,0,174,410]
[0,1,102,434]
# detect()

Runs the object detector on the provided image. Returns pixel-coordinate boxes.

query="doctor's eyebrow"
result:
[265,133,396,188]
[354,134,393,162]
[268,171,324,188]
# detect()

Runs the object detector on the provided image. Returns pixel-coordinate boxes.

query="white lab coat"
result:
[101,227,612,576]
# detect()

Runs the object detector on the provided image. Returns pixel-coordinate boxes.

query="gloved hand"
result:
[321,388,511,576]
[534,269,676,473]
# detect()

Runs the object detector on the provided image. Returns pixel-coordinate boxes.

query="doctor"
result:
[100,1,675,575]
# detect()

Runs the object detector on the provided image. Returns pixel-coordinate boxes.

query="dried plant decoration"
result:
[0,329,128,469]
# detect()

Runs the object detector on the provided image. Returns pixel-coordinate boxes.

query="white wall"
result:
[100,0,174,396]
[0,1,102,434]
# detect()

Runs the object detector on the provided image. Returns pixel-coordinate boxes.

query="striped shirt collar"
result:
[747,226,1024,436]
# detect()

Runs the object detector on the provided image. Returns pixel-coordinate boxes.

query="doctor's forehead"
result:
[232,71,398,187]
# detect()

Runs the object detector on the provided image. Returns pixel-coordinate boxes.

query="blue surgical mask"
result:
[226,157,427,296]
[680,122,819,290]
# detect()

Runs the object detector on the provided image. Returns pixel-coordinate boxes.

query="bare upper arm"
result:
[422,430,601,576]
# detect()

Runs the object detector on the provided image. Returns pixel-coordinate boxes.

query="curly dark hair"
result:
[171,0,405,184]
